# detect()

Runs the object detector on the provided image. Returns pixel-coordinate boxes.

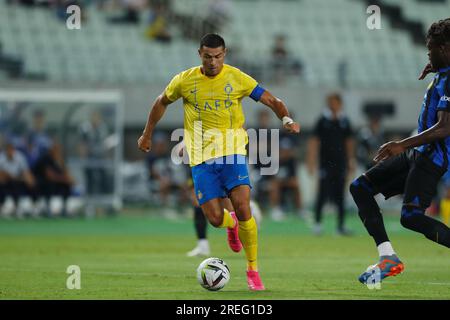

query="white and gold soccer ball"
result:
[196,257,230,291]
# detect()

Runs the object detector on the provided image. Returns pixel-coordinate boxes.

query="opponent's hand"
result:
[138,135,152,152]
[373,141,405,163]
[283,121,300,134]
[418,63,435,80]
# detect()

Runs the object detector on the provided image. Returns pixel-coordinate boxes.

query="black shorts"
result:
[365,149,447,208]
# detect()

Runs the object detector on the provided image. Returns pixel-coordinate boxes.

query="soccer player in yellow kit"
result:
[138,34,300,291]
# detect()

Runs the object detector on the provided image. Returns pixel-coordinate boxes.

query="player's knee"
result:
[208,214,223,228]
[400,205,424,230]
[349,176,374,200]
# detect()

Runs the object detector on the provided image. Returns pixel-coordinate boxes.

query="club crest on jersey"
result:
[224,84,233,94]
[224,83,233,108]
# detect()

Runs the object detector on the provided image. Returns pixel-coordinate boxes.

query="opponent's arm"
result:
[138,93,173,152]
[374,110,450,162]
[258,90,300,133]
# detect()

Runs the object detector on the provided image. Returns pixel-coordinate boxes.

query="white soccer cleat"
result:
[187,240,210,257]
[270,207,285,221]
[313,223,323,236]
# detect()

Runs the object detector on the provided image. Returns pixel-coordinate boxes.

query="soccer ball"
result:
[196,257,230,291]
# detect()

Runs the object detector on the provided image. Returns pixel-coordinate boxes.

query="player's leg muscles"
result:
[200,198,226,227]
[349,174,389,245]
[400,161,450,248]
[229,185,258,270]
[350,153,409,245]
[219,197,234,213]
[228,185,252,221]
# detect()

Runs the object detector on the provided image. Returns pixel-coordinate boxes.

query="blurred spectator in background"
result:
[3,103,28,150]
[79,110,111,196]
[145,2,172,43]
[146,132,189,218]
[356,115,386,170]
[176,0,231,41]
[203,0,232,33]
[270,34,303,84]
[25,109,52,170]
[0,41,24,79]
[307,92,355,236]
[269,131,305,221]
[252,110,273,209]
[0,141,36,217]
[108,0,147,24]
[32,141,74,217]
[251,110,304,220]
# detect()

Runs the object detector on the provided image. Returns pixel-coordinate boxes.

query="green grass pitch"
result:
[0,211,449,300]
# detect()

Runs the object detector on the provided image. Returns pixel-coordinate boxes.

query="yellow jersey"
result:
[164,64,261,166]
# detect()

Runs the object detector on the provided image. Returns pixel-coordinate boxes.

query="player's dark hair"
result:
[327,92,342,104]
[426,18,450,46]
[200,34,226,49]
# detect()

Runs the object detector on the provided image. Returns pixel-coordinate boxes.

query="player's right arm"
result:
[138,73,182,152]
[258,91,300,134]
[138,93,173,152]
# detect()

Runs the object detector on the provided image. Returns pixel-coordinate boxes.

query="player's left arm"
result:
[258,90,300,133]
[374,110,450,162]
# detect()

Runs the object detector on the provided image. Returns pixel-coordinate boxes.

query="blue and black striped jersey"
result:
[416,66,450,170]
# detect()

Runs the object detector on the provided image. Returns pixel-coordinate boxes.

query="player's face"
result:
[327,97,342,114]
[198,46,227,77]
[427,39,448,70]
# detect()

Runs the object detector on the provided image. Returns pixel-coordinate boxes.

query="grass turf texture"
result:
[0,212,449,300]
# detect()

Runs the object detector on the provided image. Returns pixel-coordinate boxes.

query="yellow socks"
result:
[441,199,450,226]
[238,216,258,271]
[219,208,236,229]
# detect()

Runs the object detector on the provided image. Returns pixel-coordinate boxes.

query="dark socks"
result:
[194,206,207,240]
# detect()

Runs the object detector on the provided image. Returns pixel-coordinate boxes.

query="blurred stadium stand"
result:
[1,0,449,215]
[0,0,448,87]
